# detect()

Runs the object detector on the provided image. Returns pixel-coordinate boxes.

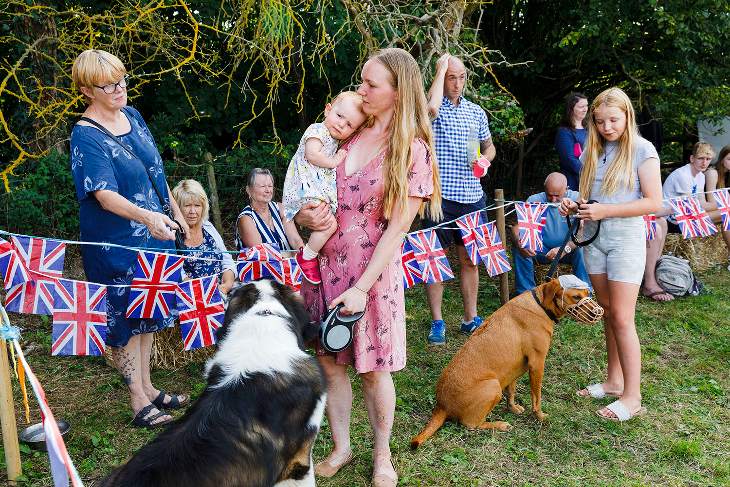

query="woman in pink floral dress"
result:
[296,48,441,487]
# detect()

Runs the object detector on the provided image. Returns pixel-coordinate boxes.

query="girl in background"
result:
[560,87,662,422]
[555,92,589,191]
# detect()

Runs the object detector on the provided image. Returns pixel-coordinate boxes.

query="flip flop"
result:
[152,391,190,410]
[596,400,648,422]
[643,290,674,302]
[131,404,174,430]
[576,383,621,399]
[314,449,353,478]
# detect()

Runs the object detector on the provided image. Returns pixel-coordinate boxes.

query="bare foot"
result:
[642,288,674,301]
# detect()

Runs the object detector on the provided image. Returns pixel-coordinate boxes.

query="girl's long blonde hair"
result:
[579,87,639,201]
[368,48,442,222]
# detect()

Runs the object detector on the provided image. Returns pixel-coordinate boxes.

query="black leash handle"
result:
[544,199,601,283]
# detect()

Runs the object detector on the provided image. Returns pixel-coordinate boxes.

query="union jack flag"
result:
[405,230,454,283]
[268,257,303,292]
[669,197,717,238]
[478,222,511,277]
[456,211,486,265]
[239,244,283,263]
[712,189,730,231]
[126,251,184,319]
[400,239,423,289]
[516,202,549,251]
[51,279,107,356]
[6,236,66,315]
[238,260,277,282]
[176,276,224,350]
[0,238,30,290]
[643,214,657,240]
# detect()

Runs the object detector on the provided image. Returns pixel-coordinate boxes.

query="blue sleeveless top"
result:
[234,202,292,251]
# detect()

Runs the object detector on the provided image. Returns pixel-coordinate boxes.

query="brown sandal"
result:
[314,449,353,478]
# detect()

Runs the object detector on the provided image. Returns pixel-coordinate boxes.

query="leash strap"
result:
[544,199,601,283]
[531,289,558,323]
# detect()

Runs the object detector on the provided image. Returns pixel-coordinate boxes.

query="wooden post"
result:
[0,339,22,483]
[495,189,509,305]
[204,152,223,234]
[516,141,524,200]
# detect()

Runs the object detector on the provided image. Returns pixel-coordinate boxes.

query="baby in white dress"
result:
[282,91,367,284]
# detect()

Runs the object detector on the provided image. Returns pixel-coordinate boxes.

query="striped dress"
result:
[234,202,293,251]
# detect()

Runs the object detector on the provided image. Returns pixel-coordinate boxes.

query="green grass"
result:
[2,266,730,486]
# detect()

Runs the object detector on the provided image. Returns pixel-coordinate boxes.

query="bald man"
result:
[422,54,496,345]
[509,173,590,295]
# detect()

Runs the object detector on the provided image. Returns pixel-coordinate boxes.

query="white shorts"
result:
[583,216,646,285]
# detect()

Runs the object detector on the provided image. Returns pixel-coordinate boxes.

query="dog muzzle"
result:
[564,297,604,324]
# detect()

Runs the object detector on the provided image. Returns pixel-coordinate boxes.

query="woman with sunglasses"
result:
[70,49,189,429]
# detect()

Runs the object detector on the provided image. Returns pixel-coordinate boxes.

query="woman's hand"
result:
[218,270,235,296]
[559,197,580,216]
[329,286,366,315]
[294,201,337,232]
[174,217,190,239]
[141,210,177,241]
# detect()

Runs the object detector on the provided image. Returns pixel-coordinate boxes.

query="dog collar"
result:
[532,289,558,324]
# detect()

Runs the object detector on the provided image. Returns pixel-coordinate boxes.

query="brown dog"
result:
[411,276,600,449]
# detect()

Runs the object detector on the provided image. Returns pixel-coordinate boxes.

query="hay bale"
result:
[664,232,728,273]
[103,326,216,370]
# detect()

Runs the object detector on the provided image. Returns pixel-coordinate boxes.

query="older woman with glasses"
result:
[70,49,189,430]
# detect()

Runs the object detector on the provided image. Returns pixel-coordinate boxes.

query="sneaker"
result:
[460,315,483,335]
[428,320,446,345]
[295,249,321,284]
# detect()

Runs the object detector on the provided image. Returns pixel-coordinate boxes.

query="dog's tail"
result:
[410,406,448,450]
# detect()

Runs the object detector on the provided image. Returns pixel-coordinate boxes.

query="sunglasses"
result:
[93,74,131,94]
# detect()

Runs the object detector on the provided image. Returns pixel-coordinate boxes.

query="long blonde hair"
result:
[716,145,730,189]
[579,87,638,201]
[368,48,442,222]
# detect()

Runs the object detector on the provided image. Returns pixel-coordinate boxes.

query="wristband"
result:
[353,285,368,294]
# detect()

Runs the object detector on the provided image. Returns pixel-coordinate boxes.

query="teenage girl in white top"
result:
[559,87,662,421]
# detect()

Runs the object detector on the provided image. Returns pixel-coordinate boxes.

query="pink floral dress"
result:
[302,134,434,372]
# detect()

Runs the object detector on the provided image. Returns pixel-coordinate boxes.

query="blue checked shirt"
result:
[432,96,491,203]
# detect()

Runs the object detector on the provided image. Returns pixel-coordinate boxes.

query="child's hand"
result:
[333,149,348,165]
[559,197,579,216]
[576,201,606,221]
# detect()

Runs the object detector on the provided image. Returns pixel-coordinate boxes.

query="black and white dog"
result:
[98,280,328,487]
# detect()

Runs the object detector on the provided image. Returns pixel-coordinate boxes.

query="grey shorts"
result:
[583,216,646,285]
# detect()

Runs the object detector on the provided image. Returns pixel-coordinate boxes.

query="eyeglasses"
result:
[93,74,130,94]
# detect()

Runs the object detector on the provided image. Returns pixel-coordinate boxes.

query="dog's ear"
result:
[541,278,562,308]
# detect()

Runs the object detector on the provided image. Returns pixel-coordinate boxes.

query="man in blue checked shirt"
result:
[422,53,496,345]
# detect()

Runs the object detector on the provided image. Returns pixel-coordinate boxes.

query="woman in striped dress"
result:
[235,168,304,251]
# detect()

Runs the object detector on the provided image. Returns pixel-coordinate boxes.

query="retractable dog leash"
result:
[319,304,366,353]
[544,199,601,283]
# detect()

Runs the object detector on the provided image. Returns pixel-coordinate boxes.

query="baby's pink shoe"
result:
[295,248,321,284]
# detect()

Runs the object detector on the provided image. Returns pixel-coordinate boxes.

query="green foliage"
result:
[1,151,78,238]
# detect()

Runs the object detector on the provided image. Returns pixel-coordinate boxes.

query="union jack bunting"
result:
[712,189,730,231]
[268,257,303,292]
[126,251,184,319]
[6,236,66,315]
[239,243,283,263]
[238,260,277,282]
[51,279,107,356]
[456,211,486,265]
[400,239,423,289]
[0,238,30,290]
[478,222,512,277]
[176,276,225,350]
[515,202,549,251]
[405,230,454,284]
[643,214,657,240]
[669,197,717,238]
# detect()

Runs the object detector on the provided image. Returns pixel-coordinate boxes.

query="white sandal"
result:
[597,400,648,422]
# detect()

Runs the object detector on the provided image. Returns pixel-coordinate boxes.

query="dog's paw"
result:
[532,410,548,421]
[508,404,525,414]
[495,421,512,432]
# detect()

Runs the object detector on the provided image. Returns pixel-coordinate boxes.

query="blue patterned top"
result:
[70,106,175,348]
[432,96,491,203]
[234,202,292,251]
[183,227,224,281]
